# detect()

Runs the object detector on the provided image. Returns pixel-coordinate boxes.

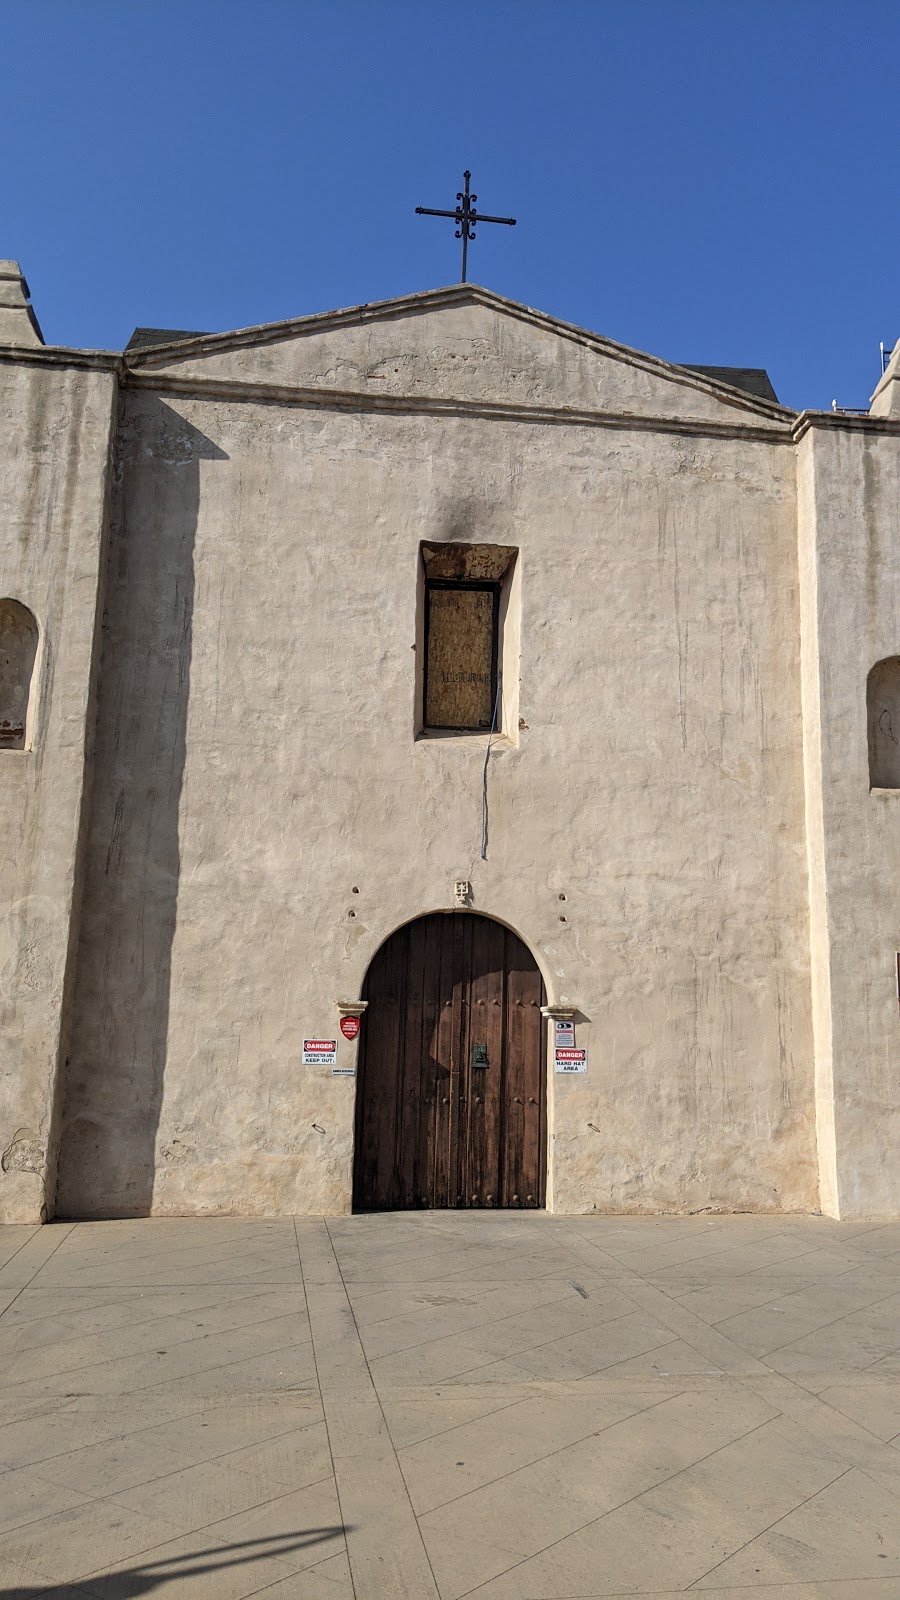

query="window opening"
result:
[424,579,499,731]
[0,599,38,750]
[867,656,900,789]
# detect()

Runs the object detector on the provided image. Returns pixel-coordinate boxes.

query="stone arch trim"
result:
[352,906,555,1005]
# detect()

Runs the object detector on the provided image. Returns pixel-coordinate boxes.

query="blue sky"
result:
[1,0,895,409]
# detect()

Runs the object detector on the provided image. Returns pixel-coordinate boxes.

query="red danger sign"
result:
[340,1016,361,1040]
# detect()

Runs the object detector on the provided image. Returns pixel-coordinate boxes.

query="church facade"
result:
[1,257,898,1225]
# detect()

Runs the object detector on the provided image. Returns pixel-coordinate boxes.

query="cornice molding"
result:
[791,409,900,442]
[121,366,795,445]
[0,343,119,373]
[9,340,900,447]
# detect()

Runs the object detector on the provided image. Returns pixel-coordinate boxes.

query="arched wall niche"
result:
[867,656,900,790]
[0,599,39,751]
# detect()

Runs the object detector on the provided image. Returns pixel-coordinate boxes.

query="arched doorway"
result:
[353,913,547,1210]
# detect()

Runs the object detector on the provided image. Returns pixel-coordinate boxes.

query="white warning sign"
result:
[554,1048,587,1074]
[303,1039,337,1066]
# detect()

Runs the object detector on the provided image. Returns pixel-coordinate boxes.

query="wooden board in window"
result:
[425,584,498,730]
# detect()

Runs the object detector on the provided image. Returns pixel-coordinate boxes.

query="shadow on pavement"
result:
[0,1526,348,1596]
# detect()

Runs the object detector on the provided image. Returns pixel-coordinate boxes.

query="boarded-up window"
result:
[0,599,38,750]
[868,656,900,789]
[425,582,499,731]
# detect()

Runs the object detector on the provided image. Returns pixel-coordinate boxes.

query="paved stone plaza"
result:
[0,1215,899,1598]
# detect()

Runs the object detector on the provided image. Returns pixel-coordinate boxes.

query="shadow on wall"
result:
[0,1527,348,1595]
[54,399,228,1217]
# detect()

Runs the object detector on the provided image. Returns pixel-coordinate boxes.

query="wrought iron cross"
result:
[415,171,516,283]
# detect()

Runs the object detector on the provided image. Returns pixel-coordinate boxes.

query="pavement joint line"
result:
[801,1394,900,1453]
[838,1222,900,1239]
[754,1290,900,1361]
[2,1217,899,1597]
[404,1388,682,1517]
[339,1250,601,1291]
[68,1473,339,1596]
[566,1231,806,1275]
[768,1344,900,1385]
[851,1457,900,1507]
[0,1222,77,1274]
[27,1411,327,1501]
[451,1412,786,1600]
[0,1449,189,1572]
[742,1238,884,1264]
[653,1237,867,1282]
[698,1282,900,1359]
[44,1270,270,1285]
[573,1334,714,1384]
[0,1224,77,1331]
[0,1398,214,1471]
[232,1547,352,1600]
[387,1393,528,1453]
[106,1470,337,1550]
[0,1308,316,1396]
[294,1216,353,1600]
[22,1277,309,1289]
[0,1227,42,1280]
[359,1282,629,1360]
[356,1276,581,1336]
[550,1224,785,1373]
[492,1578,900,1598]
[0,1282,268,1330]
[650,1232,883,1278]
[330,1239,501,1278]
[545,1223,900,1475]
[383,1373,741,1400]
[0,1328,319,1408]
[366,1300,669,1381]
[683,1462,855,1589]
[0,1477,125,1552]
[742,1376,900,1495]
[358,1276,580,1330]
[696,1274,899,1330]
[348,1265,606,1290]
[322,1216,442,1600]
[0,1288,311,1374]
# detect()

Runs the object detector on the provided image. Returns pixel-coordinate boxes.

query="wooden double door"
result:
[353,913,546,1210]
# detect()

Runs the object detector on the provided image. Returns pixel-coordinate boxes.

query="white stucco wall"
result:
[798,421,900,1216]
[0,355,115,1222]
[56,301,818,1216]
[1,291,890,1222]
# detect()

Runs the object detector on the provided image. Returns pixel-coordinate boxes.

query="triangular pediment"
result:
[124,285,791,429]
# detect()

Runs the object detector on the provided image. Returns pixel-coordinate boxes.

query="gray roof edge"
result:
[682,364,779,404]
[126,327,210,352]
